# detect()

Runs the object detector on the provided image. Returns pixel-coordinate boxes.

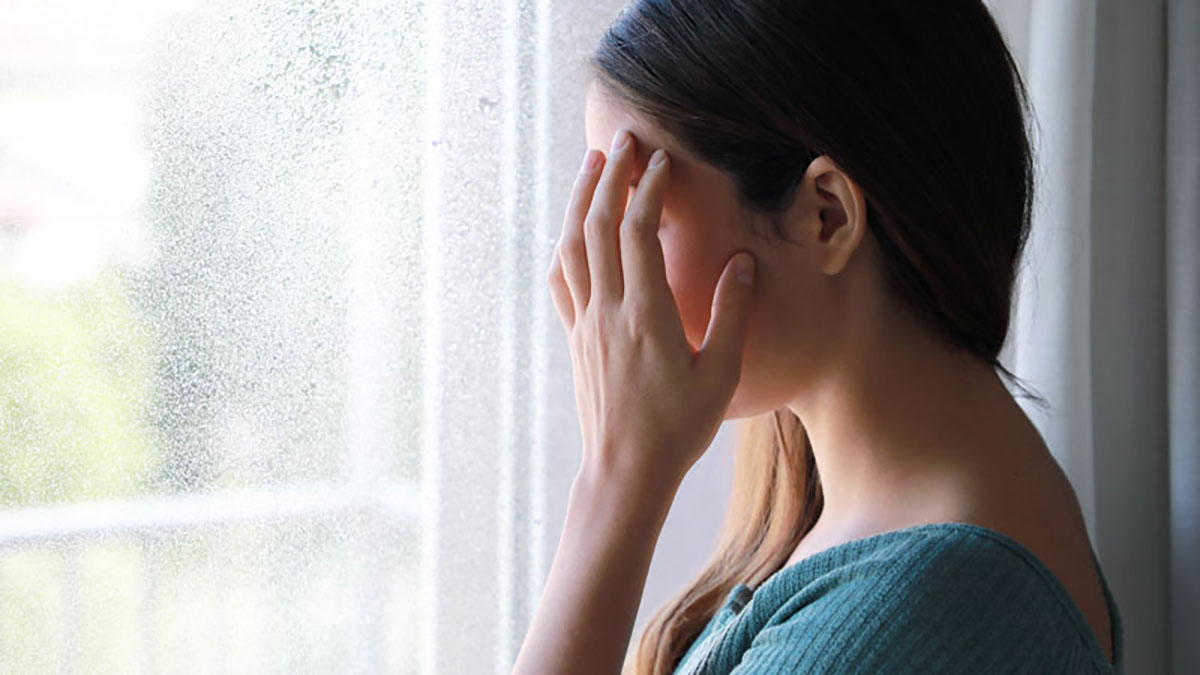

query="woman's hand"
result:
[546,128,757,487]
[513,129,756,675]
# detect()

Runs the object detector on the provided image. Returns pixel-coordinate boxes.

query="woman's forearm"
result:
[512,461,681,675]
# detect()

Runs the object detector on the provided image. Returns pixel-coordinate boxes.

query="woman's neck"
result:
[786,312,1033,537]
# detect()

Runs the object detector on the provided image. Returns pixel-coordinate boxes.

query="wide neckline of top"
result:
[725,521,1122,672]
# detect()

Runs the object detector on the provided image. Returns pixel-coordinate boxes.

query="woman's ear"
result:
[791,155,869,276]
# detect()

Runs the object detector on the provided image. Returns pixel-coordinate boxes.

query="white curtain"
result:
[1165,4,1200,672]
[989,1,1198,672]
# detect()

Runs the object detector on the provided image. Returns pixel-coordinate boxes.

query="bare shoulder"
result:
[956,447,1114,665]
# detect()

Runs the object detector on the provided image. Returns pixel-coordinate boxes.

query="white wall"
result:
[634,423,736,635]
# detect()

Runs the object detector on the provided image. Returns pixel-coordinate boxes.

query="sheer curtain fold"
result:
[1166,0,1200,671]
[992,0,1198,672]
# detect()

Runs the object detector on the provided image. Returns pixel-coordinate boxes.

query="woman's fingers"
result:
[557,148,605,315]
[619,148,674,312]
[584,129,635,304]
[546,249,575,330]
[697,252,756,391]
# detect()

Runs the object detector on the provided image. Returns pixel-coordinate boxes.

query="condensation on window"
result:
[0,0,445,670]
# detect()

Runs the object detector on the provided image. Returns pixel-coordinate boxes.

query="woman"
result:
[515,0,1123,673]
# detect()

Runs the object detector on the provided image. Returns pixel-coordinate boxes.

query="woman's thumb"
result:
[697,252,755,387]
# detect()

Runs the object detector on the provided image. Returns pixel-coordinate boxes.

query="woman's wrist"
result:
[575,439,690,505]
[511,450,683,674]
[567,455,679,553]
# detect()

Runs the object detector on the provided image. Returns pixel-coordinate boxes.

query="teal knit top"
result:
[672,522,1123,674]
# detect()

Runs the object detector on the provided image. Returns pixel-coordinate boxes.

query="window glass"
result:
[1,1,432,670]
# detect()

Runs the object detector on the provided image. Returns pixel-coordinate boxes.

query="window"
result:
[0,1,618,671]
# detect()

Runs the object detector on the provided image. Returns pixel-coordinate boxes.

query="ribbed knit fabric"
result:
[672,522,1123,674]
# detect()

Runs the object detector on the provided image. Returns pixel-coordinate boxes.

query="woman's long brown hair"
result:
[624,410,822,673]
[589,1,1042,672]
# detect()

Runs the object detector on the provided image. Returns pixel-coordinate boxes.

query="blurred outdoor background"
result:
[1,0,427,671]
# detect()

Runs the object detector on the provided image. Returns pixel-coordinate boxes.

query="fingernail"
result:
[611,129,630,152]
[735,254,755,286]
[581,149,601,172]
[649,149,667,168]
